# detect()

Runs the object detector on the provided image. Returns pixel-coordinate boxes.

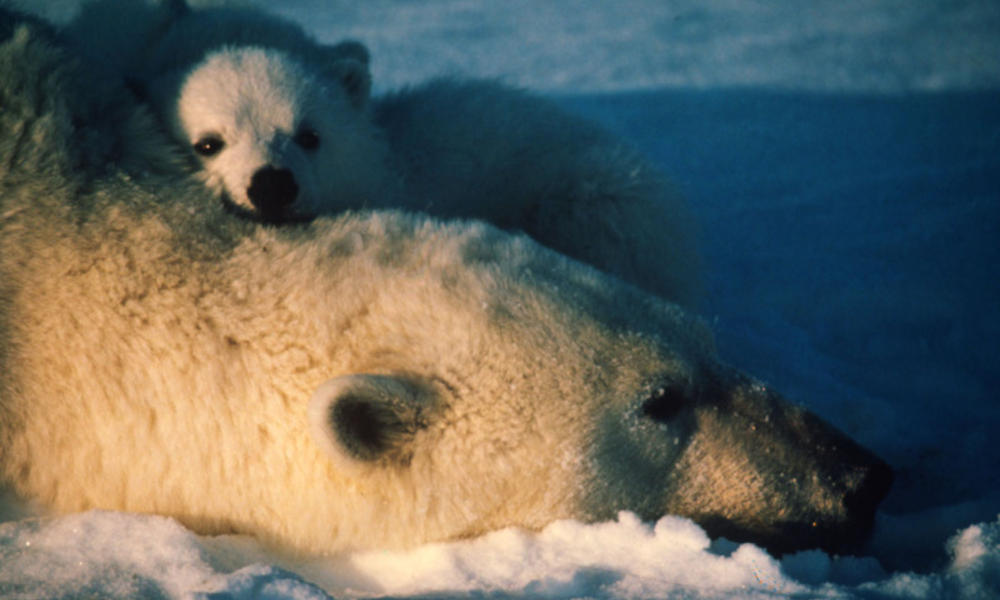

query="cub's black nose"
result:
[247,166,299,221]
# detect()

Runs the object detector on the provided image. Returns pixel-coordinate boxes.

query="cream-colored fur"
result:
[1,11,891,557]
[64,0,700,305]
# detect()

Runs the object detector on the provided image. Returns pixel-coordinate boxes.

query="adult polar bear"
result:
[65,0,700,305]
[0,10,890,559]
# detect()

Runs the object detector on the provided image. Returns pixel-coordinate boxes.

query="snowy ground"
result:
[3,1,1000,598]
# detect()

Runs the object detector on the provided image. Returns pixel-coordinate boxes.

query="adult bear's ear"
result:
[321,40,371,110]
[309,374,434,471]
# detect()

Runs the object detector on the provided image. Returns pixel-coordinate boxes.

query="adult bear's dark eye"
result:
[641,384,688,424]
[193,136,225,157]
[294,128,320,150]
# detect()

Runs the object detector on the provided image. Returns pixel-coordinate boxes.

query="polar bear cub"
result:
[162,46,395,222]
[64,0,394,222]
[66,0,699,304]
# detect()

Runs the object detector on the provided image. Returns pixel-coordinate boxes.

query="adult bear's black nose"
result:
[247,166,299,222]
[843,456,894,525]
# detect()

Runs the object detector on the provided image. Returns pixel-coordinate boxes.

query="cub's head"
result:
[154,44,391,223]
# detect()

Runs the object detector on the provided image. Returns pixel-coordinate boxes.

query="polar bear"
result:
[0,11,892,558]
[64,0,700,305]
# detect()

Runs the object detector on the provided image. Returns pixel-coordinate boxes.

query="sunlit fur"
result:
[1,14,889,558]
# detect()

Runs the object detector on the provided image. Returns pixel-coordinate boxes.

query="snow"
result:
[0,511,331,599]
[2,511,999,599]
[3,0,999,598]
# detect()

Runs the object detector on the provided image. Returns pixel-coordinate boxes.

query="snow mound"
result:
[2,511,999,599]
[0,511,327,599]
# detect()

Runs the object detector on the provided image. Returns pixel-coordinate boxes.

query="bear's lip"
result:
[698,510,881,556]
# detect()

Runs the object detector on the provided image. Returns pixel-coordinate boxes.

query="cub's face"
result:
[169,47,381,223]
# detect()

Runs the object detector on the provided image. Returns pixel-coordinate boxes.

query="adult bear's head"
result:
[288,216,892,556]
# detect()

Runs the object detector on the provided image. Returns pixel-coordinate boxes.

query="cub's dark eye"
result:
[294,128,320,150]
[193,136,225,157]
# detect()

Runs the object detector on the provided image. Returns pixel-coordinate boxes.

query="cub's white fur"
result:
[164,47,393,221]
[65,0,700,304]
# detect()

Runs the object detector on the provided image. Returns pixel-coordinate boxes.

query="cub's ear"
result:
[309,374,431,471]
[320,40,371,109]
[328,59,371,110]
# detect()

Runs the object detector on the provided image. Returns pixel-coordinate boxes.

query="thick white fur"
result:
[4,8,888,558]
[167,47,394,219]
[64,0,700,305]
[373,77,701,304]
